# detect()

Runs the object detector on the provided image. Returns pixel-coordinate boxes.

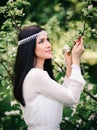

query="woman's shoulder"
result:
[26,68,47,79]
[30,68,47,73]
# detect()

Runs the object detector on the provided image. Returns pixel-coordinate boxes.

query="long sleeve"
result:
[69,64,86,85]
[22,67,86,129]
[25,66,86,107]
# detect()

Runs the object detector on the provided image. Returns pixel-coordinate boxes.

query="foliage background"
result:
[0,0,97,130]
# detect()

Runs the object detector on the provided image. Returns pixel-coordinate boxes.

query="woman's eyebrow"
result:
[38,38,45,41]
[38,36,48,41]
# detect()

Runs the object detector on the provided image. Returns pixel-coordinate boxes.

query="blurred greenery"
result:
[0,0,97,130]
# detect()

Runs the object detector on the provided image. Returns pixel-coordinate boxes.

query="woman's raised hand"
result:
[72,37,85,66]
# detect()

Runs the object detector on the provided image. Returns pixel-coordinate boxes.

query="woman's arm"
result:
[26,38,85,107]
[72,37,84,66]
[64,52,72,78]
[64,37,84,78]
[29,67,85,107]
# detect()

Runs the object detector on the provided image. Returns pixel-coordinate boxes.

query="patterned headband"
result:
[18,31,47,46]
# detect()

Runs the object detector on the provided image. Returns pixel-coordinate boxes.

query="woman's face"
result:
[35,31,52,61]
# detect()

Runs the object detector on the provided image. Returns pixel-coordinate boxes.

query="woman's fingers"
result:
[73,37,84,50]
[71,37,85,66]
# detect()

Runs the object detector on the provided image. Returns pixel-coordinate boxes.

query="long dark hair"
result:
[13,25,54,106]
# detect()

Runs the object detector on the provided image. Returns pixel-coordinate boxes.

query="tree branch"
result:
[53,60,65,72]
[0,58,14,84]
[83,89,97,102]
[6,5,21,33]
[62,118,79,129]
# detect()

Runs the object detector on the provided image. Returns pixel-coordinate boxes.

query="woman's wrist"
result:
[66,65,71,78]
[71,64,80,70]
[72,58,80,66]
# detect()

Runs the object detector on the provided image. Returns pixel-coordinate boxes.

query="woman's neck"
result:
[34,58,44,70]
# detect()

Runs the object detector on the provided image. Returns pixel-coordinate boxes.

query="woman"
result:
[13,25,86,130]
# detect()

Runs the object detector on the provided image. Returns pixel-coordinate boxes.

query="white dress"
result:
[21,64,86,130]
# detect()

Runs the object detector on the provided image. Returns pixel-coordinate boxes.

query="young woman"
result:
[13,25,86,130]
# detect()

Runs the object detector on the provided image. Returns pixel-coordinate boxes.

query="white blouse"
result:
[21,64,86,130]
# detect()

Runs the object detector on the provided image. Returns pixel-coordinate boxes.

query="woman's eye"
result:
[47,38,50,42]
[39,39,44,44]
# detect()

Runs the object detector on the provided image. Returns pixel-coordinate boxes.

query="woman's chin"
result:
[46,55,52,59]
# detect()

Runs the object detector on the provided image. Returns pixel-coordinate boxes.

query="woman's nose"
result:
[46,40,51,47]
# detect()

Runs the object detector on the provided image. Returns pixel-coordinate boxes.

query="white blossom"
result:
[88,4,93,10]
[94,94,97,97]
[92,29,96,32]
[88,114,95,120]
[63,45,71,53]
[71,105,77,117]
[7,85,10,89]
[11,100,17,106]
[87,83,93,91]
[86,96,90,101]
[8,0,13,2]
[60,77,64,82]
[64,117,69,120]
[5,110,20,116]
[76,119,82,124]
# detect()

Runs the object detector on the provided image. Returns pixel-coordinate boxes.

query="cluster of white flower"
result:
[88,4,93,10]
[76,119,82,124]
[88,114,95,121]
[11,100,17,106]
[8,0,13,2]
[71,105,77,117]
[87,83,93,91]
[63,45,71,54]
[94,94,97,98]
[86,95,90,101]
[5,110,20,116]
